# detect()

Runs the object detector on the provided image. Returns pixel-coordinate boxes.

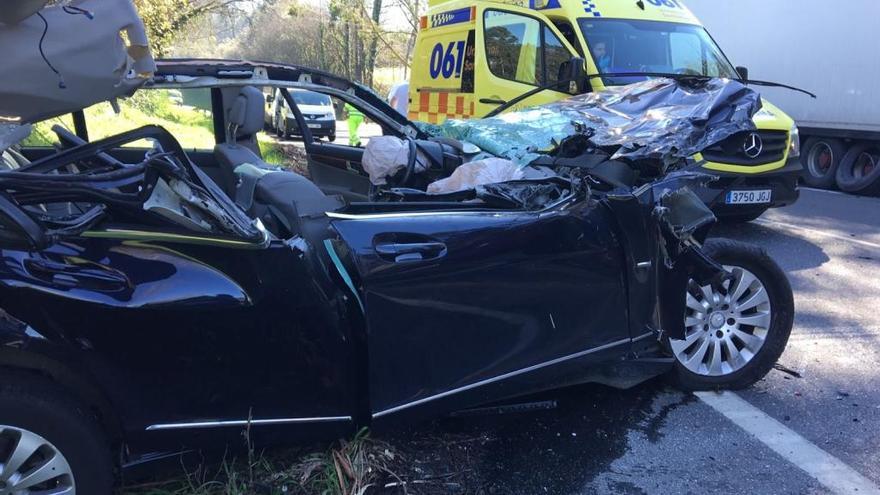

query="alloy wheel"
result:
[671,265,772,376]
[0,426,75,494]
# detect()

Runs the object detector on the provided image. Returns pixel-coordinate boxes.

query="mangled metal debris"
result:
[362,77,763,212]
[421,77,761,167]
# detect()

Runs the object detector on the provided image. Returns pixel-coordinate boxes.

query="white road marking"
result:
[756,218,880,250]
[697,391,880,495]
[800,187,852,197]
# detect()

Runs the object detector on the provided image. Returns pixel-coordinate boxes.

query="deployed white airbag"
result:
[427,158,523,194]
[362,136,429,185]
[0,0,156,124]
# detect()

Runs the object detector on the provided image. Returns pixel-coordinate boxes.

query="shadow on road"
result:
[382,379,687,494]
[710,221,830,272]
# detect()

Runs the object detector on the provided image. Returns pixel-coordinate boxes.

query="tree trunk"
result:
[366,0,382,87]
[343,22,351,79]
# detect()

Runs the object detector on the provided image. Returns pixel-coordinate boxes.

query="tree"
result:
[134,0,247,57]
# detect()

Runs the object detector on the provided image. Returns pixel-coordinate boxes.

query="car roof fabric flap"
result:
[0,0,156,124]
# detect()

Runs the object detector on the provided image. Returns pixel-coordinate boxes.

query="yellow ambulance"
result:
[408,0,802,221]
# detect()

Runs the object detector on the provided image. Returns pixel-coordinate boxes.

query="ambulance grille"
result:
[701,131,789,166]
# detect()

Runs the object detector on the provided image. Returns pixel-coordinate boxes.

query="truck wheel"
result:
[668,239,794,390]
[0,374,114,494]
[835,143,880,195]
[802,137,845,189]
[718,209,767,224]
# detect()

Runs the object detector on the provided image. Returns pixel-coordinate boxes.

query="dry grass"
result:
[120,429,405,495]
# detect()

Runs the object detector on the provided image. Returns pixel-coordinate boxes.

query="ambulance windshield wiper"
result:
[483,71,815,120]
[483,76,584,118]
[589,72,817,99]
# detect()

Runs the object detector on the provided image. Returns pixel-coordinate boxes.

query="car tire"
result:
[329,133,336,143]
[0,373,114,494]
[801,137,845,189]
[717,209,767,224]
[668,238,794,391]
[835,142,880,195]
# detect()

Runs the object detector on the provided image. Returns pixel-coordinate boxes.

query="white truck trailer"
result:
[687,0,880,194]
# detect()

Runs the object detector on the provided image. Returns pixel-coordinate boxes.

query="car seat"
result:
[213,85,266,195]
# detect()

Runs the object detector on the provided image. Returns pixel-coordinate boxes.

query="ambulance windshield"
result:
[579,19,737,85]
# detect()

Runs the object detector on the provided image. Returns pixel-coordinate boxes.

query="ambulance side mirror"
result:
[736,66,749,81]
[558,56,587,94]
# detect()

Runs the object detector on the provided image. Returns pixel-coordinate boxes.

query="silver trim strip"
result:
[145,415,352,431]
[326,210,507,220]
[373,337,631,418]
[631,331,657,343]
[325,196,577,221]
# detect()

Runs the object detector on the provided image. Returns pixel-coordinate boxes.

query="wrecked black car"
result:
[0,3,793,492]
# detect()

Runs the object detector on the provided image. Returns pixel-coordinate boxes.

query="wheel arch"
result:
[0,311,124,445]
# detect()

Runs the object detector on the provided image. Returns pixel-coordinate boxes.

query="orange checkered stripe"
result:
[408,91,476,124]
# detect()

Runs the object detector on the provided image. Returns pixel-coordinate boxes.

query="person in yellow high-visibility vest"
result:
[344,103,364,147]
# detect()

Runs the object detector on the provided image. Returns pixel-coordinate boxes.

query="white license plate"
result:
[307,123,322,129]
[726,189,772,205]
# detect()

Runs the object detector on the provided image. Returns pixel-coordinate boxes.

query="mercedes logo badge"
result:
[743,133,764,159]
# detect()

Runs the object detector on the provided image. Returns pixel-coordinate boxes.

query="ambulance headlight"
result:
[789,124,801,159]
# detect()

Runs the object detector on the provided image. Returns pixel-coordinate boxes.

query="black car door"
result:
[0,231,359,440]
[329,201,633,423]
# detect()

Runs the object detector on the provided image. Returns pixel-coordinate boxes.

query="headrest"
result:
[227,86,264,141]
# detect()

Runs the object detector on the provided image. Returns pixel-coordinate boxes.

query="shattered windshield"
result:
[579,19,737,85]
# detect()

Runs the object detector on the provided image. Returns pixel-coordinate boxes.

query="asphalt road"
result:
[384,187,880,495]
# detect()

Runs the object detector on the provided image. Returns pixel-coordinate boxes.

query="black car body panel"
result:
[330,200,630,419]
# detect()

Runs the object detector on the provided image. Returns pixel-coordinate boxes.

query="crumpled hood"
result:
[424,78,762,166]
[0,0,156,125]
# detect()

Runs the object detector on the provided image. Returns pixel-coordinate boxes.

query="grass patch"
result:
[22,89,215,150]
[258,135,286,165]
[120,429,404,495]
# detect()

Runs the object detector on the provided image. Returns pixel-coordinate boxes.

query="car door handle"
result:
[374,242,447,263]
[24,259,130,291]
[479,98,507,105]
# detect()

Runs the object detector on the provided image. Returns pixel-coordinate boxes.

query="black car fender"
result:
[0,308,123,442]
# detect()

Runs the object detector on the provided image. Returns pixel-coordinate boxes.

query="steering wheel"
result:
[401,137,418,187]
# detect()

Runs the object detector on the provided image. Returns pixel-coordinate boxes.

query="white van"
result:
[264,88,337,141]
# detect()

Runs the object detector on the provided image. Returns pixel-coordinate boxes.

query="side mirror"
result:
[558,56,587,94]
[265,94,274,104]
[736,66,749,81]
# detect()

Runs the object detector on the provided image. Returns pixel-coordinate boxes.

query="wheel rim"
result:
[0,426,75,494]
[671,265,772,377]
[807,142,834,177]
[854,152,877,179]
